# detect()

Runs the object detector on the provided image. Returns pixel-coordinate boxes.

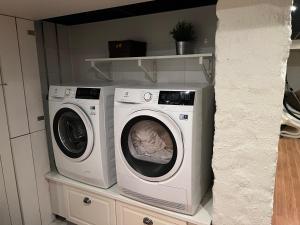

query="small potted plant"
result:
[170,21,196,55]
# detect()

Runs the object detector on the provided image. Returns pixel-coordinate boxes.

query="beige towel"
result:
[281,110,300,138]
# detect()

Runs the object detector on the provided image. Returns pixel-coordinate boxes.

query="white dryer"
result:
[49,85,116,188]
[114,84,214,215]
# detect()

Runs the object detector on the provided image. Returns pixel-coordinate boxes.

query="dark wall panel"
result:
[45,0,217,25]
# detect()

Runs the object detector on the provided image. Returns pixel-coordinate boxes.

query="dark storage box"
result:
[108,40,147,58]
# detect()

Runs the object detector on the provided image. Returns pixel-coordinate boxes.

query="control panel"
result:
[49,86,101,100]
[50,86,66,98]
[158,91,195,105]
[115,89,159,104]
[115,89,196,105]
[75,88,101,99]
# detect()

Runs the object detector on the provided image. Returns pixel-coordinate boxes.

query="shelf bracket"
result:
[90,61,113,81]
[138,59,157,83]
[199,56,214,84]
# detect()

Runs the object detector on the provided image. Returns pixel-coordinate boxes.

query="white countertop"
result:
[46,172,212,225]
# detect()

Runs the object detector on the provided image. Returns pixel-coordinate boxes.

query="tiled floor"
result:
[273,138,300,225]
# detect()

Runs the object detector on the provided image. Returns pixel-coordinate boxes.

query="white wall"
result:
[287,50,300,90]
[66,6,217,83]
[212,0,291,224]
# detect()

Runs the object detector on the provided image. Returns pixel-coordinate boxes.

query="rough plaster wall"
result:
[212,1,291,225]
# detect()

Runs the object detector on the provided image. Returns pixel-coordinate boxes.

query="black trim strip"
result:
[45,0,217,25]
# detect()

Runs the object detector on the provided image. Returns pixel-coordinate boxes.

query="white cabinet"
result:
[65,187,116,225]
[0,15,29,138]
[0,85,22,225]
[11,134,41,225]
[0,15,51,225]
[16,18,45,133]
[0,156,11,225]
[31,130,54,225]
[116,202,187,225]
[49,181,67,217]
[47,174,212,225]
[0,16,45,137]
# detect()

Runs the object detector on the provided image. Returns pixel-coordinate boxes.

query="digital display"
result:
[76,88,100,99]
[158,91,195,105]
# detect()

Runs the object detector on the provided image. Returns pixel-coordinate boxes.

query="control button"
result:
[179,114,188,120]
[144,92,152,102]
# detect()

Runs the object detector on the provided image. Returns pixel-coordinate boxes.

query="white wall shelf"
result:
[85,53,214,83]
[291,39,300,50]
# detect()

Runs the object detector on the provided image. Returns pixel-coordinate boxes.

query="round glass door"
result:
[121,112,183,181]
[53,105,93,160]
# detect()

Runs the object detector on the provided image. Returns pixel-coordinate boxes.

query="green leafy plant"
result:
[170,21,196,42]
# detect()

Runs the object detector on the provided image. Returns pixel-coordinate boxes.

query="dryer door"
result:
[120,110,184,182]
[52,103,94,161]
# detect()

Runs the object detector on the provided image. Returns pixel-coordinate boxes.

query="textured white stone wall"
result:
[212,1,291,225]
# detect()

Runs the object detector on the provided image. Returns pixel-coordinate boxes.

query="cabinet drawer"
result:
[116,201,186,225]
[65,187,116,225]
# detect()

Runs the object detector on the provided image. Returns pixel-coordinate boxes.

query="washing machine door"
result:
[52,103,94,161]
[120,109,184,182]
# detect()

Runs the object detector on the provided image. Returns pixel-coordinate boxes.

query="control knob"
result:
[144,92,152,102]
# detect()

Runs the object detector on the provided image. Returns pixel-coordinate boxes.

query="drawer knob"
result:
[83,197,92,205]
[143,217,153,225]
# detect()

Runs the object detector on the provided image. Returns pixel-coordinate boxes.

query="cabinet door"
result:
[11,134,41,225]
[31,130,54,225]
[0,85,22,225]
[65,187,116,225]
[116,202,186,225]
[16,18,45,133]
[0,156,12,225]
[0,15,29,138]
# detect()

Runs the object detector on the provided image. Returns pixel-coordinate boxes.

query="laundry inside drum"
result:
[128,120,174,164]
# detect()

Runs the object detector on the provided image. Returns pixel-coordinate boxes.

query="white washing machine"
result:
[49,84,116,188]
[114,84,215,215]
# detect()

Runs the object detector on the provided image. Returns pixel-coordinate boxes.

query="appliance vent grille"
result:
[121,188,186,210]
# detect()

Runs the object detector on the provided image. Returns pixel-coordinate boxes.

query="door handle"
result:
[0,83,7,86]
[37,116,45,121]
